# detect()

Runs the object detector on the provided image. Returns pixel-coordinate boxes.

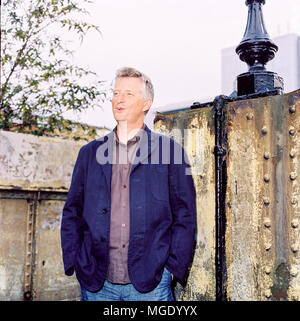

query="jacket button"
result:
[100,237,106,242]
[102,208,108,214]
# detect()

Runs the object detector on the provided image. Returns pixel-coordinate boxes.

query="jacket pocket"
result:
[75,230,96,277]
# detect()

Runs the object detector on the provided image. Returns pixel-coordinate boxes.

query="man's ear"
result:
[143,99,152,112]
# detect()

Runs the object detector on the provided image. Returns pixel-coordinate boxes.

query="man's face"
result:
[112,77,152,124]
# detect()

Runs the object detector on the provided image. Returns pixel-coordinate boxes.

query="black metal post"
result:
[213,95,229,301]
[235,0,284,96]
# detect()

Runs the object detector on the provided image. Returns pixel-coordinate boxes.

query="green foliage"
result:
[1,0,106,136]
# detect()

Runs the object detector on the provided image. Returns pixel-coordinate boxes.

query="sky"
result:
[64,0,300,130]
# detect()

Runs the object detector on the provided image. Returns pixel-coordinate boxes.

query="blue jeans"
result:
[80,267,174,301]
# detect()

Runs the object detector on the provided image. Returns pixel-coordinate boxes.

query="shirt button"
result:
[122,224,125,227]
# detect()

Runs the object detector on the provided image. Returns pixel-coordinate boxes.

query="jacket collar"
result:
[99,124,159,190]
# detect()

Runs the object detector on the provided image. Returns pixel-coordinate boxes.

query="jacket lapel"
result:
[131,125,159,174]
[96,131,114,194]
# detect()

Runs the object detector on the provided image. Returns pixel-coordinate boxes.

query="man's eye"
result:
[113,92,119,96]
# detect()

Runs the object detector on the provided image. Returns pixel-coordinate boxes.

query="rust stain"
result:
[271,263,290,301]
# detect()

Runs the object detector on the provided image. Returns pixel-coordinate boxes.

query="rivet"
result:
[290,172,297,180]
[265,243,271,251]
[246,113,253,120]
[265,289,272,298]
[265,266,272,274]
[263,197,270,206]
[291,219,299,228]
[291,244,298,253]
[290,267,298,277]
[264,174,270,183]
[289,106,296,114]
[289,127,296,136]
[261,126,268,135]
[264,218,271,228]
[291,197,298,205]
[264,152,270,160]
[290,149,296,158]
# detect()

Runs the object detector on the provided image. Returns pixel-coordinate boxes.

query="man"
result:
[61,67,196,301]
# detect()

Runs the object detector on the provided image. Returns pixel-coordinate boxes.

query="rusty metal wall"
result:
[154,107,216,301]
[34,197,80,300]
[226,90,300,301]
[0,198,27,300]
[0,131,83,300]
[154,89,300,301]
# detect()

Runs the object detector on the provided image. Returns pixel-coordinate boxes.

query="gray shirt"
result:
[106,125,144,284]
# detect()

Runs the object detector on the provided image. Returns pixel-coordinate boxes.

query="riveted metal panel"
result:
[286,91,300,300]
[33,199,80,301]
[154,106,216,301]
[0,199,27,300]
[226,89,300,301]
[0,130,85,300]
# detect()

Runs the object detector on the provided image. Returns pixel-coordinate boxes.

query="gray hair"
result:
[115,67,154,101]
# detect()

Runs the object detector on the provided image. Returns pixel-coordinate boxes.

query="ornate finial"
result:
[235,0,284,96]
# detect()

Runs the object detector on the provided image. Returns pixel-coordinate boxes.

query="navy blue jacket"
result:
[61,125,196,292]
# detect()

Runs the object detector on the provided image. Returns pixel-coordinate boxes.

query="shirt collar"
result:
[114,123,145,146]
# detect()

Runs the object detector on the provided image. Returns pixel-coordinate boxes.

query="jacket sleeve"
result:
[166,141,196,283]
[60,145,87,276]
